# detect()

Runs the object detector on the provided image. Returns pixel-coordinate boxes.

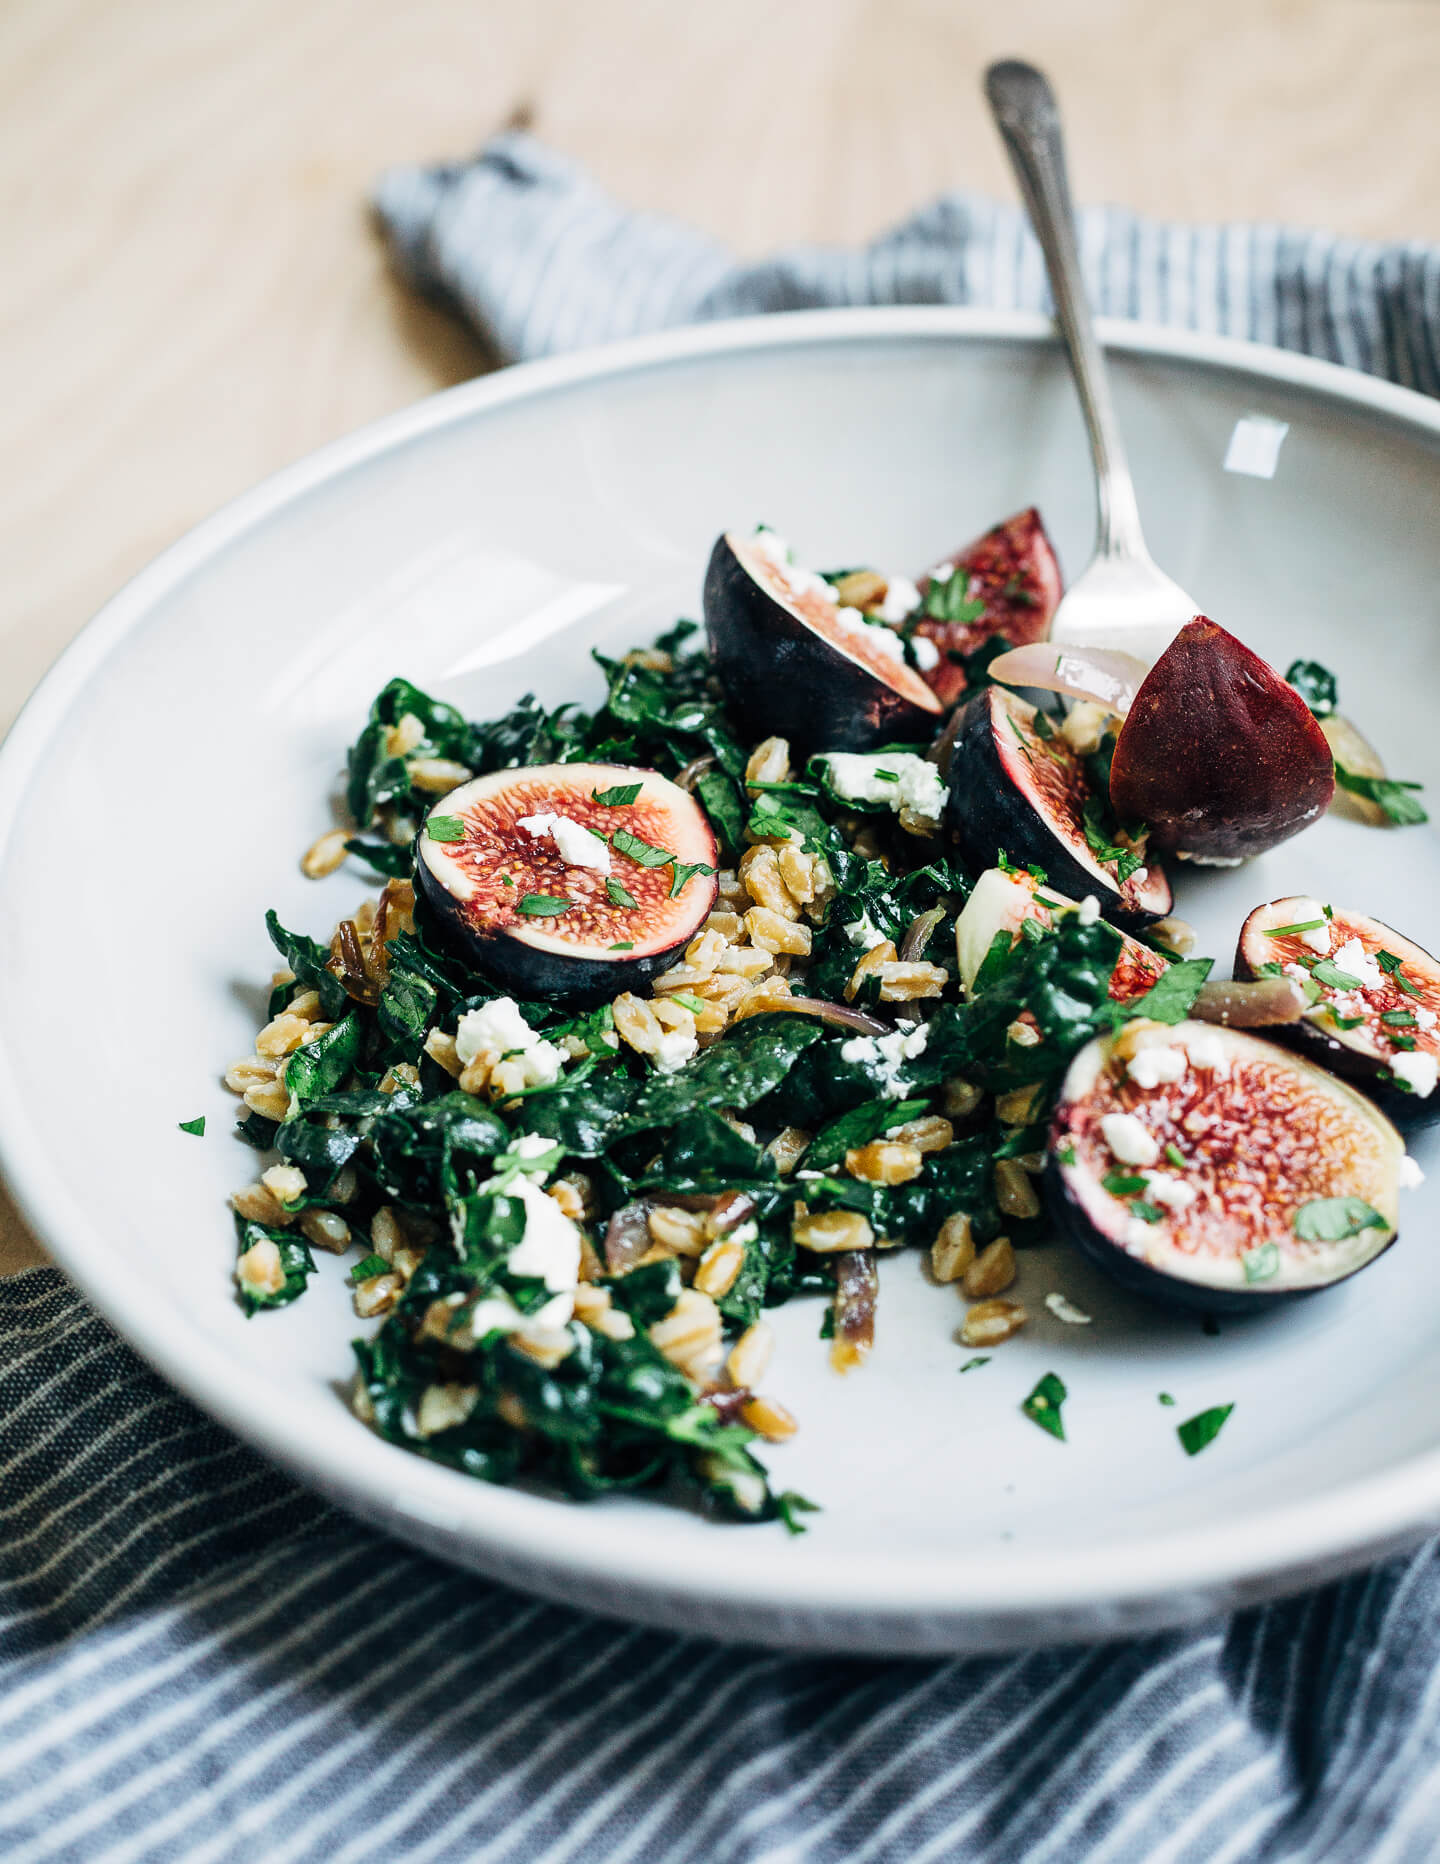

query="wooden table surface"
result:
[4,0,1439,1276]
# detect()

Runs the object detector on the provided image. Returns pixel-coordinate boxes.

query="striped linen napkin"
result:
[7,133,1440,1863]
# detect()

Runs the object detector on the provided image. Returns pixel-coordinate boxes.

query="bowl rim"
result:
[6,303,1440,1629]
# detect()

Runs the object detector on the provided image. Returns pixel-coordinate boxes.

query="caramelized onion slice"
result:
[1191,976,1307,1027]
[986,642,1148,716]
[830,1249,878,1374]
[779,997,891,1036]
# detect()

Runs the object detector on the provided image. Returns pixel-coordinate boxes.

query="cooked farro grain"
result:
[845,940,896,1002]
[649,1289,724,1383]
[740,1394,798,1442]
[960,1298,1027,1346]
[353,1272,403,1319]
[962,1236,1016,1298]
[301,829,350,880]
[876,960,948,1001]
[694,1236,746,1298]
[236,1237,285,1297]
[931,1213,976,1282]
[994,1158,1042,1220]
[726,1320,774,1389]
[793,1209,874,1252]
[299,1209,352,1254]
[845,1140,924,1186]
[406,756,473,793]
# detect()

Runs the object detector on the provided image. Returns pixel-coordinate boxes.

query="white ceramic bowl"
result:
[4,309,1440,1655]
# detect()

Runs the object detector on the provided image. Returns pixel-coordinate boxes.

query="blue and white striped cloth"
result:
[9,133,1440,1862]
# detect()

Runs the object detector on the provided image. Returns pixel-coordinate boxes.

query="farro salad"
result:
[218,510,1434,1527]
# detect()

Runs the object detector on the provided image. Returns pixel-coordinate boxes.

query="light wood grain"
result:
[2,0,1438,1277]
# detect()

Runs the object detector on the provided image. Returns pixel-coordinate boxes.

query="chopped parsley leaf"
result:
[874,768,899,782]
[776,1492,821,1537]
[607,941,634,951]
[1165,1143,1186,1169]
[1080,800,1147,884]
[425,814,466,842]
[1382,1009,1418,1027]
[1330,1011,1367,1029]
[1242,1242,1280,1283]
[516,894,571,917]
[1284,658,1338,717]
[923,565,986,625]
[1310,959,1365,992]
[178,1115,206,1137]
[350,1253,391,1284]
[606,878,639,910]
[591,782,643,807]
[612,827,675,868]
[1334,764,1428,826]
[960,1356,991,1373]
[502,875,514,888]
[1265,916,1329,938]
[1022,1371,1068,1440]
[1055,1141,1076,1167]
[669,860,716,898]
[1158,1392,1177,1407]
[1377,950,1422,996]
[1102,1171,1148,1196]
[1293,1196,1388,1242]
[669,993,707,1014]
[1178,1404,1234,1456]
[1129,1200,1164,1224]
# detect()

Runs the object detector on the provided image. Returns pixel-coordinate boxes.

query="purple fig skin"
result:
[944,686,1171,928]
[1235,897,1440,1131]
[1109,619,1335,860]
[703,533,942,755]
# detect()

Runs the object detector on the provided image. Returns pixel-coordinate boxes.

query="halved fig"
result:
[1046,1018,1404,1312]
[911,509,1062,708]
[1235,897,1440,1128]
[953,865,1168,1001]
[703,529,942,753]
[415,763,717,1006]
[945,685,1172,927]
[1109,619,1335,861]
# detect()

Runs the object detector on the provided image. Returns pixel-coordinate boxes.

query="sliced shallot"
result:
[1191,976,1307,1028]
[830,1249,878,1374]
[985,641,1148,717]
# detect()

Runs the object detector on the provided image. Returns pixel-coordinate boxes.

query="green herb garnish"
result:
[669,993,707,1014]
[1129,1200,1164,1224]
[1158,1392,1177,1407]
[1165,1143,1186,1169]
[591,782,643,807]
[425,814,466,842]
[669,860,716,898]
[1382,1009,1418,1028]
[923,565,986,625]
[612,828,675,868]
[1080,801,1147,884]
[1265,916,1330,939]
[178,1116,206,1137]
[1310,959,1365,992]
[1242,1242,1280,1283]
[1178,1404,1234,1456]
[1022,1371,1068,1441]
[1284,658,1338,717]
[516,894,572,917]
[606,878,639,909]
[776,1492,822,1536]
[960,1356,991,1373]
[1293,1196,1388,1241]
[1334,764,1428,826]
[1102,1171,1148,1196]
[1377,950,1422,996]
[607,941,634,951]
[350,1253,391,1283]
[1055,1141,1076,1167]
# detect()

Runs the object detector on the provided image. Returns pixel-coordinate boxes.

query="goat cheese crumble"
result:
[654,1027,699,1075]
[839,1022,930,1097]
[507,1177,582,1298]
[1331,937,1384,989]
[1400,1155,1426,1189]
[844,912,886,950]
[877,575,922,623]
[1126,1045,1188,1090]
[516,812,612,873]
[1099,1112,1160,1167]
[1183,1027,1230,1076]
[823,751,946,826]
[1288,899,1333,955]
[1392,1050,1439,1098]
[455,998,565,1089]
[1143,1171,1197,1211]
[834,605,906,662]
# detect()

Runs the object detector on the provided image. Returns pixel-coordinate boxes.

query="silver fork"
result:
[984,58,1197,666]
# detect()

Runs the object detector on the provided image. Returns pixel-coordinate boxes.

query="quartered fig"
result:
[1109,619,1335,861]
[1046,1018,1405,1312]
[945,685,1172,927]
[703,529,942,754]
[415,763,717,1006]
[912,508,1062,707]
[953,865,1168,1001]
[1235,897,1440,1128]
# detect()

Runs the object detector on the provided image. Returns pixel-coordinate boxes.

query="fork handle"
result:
[984,59,1148,562]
